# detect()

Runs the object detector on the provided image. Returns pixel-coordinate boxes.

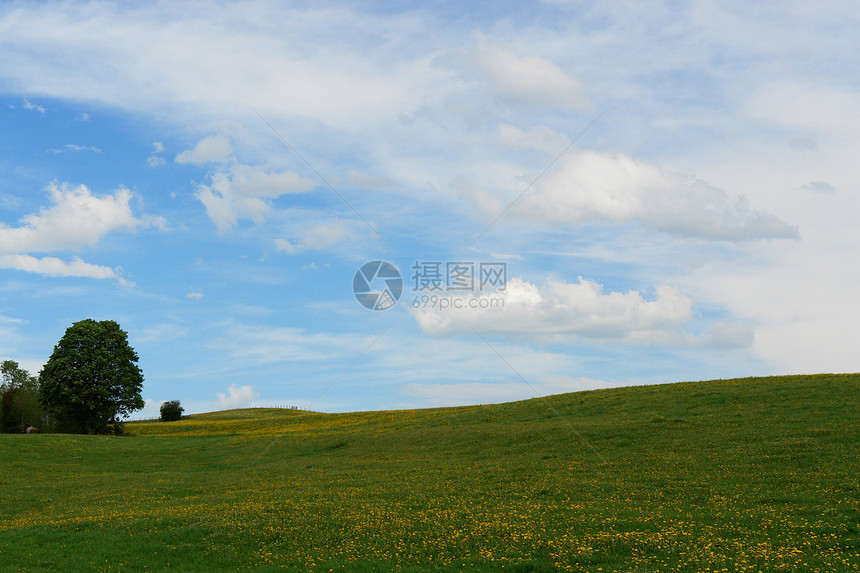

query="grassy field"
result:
[1,374,858,572]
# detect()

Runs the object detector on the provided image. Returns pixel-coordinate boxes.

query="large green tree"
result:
[39,319,144,434]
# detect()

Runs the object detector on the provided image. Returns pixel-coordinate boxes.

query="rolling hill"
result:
[1,374,858,571]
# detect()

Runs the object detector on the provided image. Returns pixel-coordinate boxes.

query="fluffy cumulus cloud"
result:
[183,136,318,232]
[413,276,695,344]
[0,182,144,253]
[215,384,260,409]
[0,182,160,283]
[195,180,269,233]
[508,152,800,241]
[195,167,317,232]
[175,135,232,165]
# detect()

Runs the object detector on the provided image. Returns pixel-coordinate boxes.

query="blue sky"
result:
[0,1,857,417]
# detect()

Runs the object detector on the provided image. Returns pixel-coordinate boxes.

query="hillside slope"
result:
[1,374,858,572]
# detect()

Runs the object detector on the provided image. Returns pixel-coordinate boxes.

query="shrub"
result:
[160,400,184,422]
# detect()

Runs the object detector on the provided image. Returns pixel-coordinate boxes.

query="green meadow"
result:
[1,374,858,572]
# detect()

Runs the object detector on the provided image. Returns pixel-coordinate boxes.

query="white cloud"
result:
[413,276,694,343]
[46,144,101,154]
[147,155,166,168]
[195,164,317,232]
[511,151,800,241]
[435,37,590,111]
[22,98,45,113]
[226,163,317,198]
[153,141,164,153]
[215,384,260,409]
[134,323,190,345]
[342,170,395,189]
[788,136,818,152]
[0,3,432,136]
[129,398,161,421]
[0,254,132,285]
[213,323,369,366]
[0,1,857,395]
[0,315,26,356]
[496,123,570,152]
[490,253,523,261]
[745,82,860,134]
[196,183,268,233]
[0,182,144,254]
[0,182,163,283]
[186,290,203,299]
[175,135,232,165]
[705,322,755,350]
[275,221,354,254]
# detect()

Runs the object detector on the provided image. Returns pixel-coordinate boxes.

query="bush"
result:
[160,400,184,422]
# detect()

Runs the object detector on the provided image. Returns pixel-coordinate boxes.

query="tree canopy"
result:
[39,319,144,434]
[1,360,42,433]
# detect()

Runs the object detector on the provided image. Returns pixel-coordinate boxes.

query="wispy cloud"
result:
[275,220,356,254]
[46,144,101,154]
[22,98,45,113]
[0,254,132,285]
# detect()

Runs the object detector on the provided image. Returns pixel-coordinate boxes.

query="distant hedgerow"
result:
[160,400,184,422]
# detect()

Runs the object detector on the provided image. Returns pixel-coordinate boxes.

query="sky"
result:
[0,1,857,418]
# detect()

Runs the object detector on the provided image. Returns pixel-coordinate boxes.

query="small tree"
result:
[160,400,184,422]
[39,319,144,434]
